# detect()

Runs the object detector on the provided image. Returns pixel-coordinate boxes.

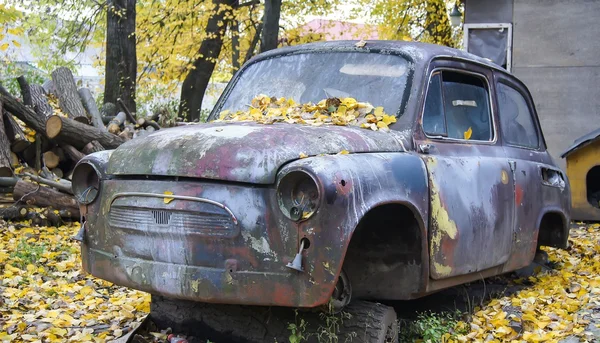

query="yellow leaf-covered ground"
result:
[0,220,598,342]
[0,221,149,342]
[451,224,600,343]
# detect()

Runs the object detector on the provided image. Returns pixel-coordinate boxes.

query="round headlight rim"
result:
[276,169,321,222]
[72,161,102,205]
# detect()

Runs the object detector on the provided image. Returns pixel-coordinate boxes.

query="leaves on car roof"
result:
[217,94,397,131]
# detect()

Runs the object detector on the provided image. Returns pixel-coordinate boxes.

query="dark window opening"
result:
[497,83,539,149]
[587,166,600,208]
[422,70,493,141]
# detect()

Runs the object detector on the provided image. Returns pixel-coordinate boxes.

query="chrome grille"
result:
[152,210,172,224]
[108,206,237,237]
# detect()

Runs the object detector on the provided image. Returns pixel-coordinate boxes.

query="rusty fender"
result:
[280,152,430,301]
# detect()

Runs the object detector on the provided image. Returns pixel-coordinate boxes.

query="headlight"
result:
[277,171,320,221]
[72,162,101,204]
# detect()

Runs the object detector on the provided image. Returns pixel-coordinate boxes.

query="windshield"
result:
[219,52,410,116]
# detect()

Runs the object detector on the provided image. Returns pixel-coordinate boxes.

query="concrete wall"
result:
[465,0,600,170]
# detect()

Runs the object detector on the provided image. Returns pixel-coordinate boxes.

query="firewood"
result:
[0,177,18,187]
[43,151,60,169]
[42,80,55,95]
[136,117,161,131]
[0,93,46,139]
[51,67,89,124]
[12,179,79,216]
[117,98,136,123]
[16,76,33,106]
[3,111,31,152]
[30,84,53,118]
[0,102,13,177]
[107,111,126,134]
[118,128,132,141]
[45,115,125,149]
[60,144,85,163]
[51,168,63,179]
[0,206,28,221]
[10,152,18,167]
[78,87,105,130]
[81,140,105,155]
[42,207,63,226]
[22,173,72,195]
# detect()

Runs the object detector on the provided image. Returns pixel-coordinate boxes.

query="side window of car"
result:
[422,70,493,141]
[422,73,446,136]
[497,83,540,149]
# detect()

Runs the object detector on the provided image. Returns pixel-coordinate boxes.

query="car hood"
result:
[107,122,409,184]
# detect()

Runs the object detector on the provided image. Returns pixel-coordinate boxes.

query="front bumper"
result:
[80,178,341,307]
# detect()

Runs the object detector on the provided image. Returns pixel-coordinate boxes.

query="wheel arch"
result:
[338,200,430,301]
[536,207,570,249]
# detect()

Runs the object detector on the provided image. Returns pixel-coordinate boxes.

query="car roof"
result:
[247,40,505,73]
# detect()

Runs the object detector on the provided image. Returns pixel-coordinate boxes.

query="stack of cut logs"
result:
[0,67,162,226]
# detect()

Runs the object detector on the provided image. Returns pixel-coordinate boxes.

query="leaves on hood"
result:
[217,95,397,132]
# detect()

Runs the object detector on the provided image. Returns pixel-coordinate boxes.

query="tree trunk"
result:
[179,0,236,122]
[51,67,89,124]
[46,115,125,149]
[2,111,31,153]
[259,0,282,53]
[13,179,79,217]
[244,22,263,64]
[78,88,105,130]
[0,102,13,176]
[231,18,240,71]
[105,0,137,113]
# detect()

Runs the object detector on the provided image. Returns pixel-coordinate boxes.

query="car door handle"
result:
[419,144,433,154]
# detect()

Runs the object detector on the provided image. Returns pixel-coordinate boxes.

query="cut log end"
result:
[43,151,60,169]
[46,116,64,139]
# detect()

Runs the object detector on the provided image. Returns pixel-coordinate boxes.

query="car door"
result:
[494,72,558,271]
[414,60,515,280]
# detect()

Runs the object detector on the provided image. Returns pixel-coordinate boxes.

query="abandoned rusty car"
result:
[73,41,571,342]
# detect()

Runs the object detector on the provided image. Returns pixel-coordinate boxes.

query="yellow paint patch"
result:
[427,158,459,276]
[190,279,199,293]
[433,262,452,277]
[501,170,509,185]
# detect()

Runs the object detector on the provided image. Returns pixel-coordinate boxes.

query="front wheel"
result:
[336,301,398,343]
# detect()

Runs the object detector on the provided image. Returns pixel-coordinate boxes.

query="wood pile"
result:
[0,68,163,225]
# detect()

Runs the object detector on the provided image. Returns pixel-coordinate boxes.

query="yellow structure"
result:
[562,129,600,221]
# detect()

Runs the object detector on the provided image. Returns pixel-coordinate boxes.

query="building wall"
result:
[465,0,600,170]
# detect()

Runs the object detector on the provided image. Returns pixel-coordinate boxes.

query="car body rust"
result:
[76,40,571,308]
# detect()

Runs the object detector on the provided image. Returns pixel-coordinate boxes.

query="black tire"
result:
[151,296,397,343]
[336,301,398,343]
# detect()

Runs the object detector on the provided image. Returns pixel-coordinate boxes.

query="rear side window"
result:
[422,70,493,141]
[497,83,540,149]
